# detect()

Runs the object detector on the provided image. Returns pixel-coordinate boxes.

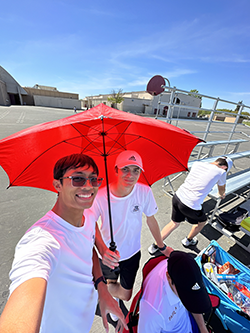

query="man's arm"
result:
[217,184,226,199]
[92,248,128,332]
[95,222,120,269]
[0,278,47,333]
[146,215,174,257]
[192,313,209,333]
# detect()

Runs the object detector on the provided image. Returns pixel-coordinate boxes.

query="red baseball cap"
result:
[115,150,144,171]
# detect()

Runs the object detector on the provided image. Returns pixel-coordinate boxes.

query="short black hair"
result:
[53,154,99,180]
[215,156,228,170]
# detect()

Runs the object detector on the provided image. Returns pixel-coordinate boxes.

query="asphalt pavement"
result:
[0,105,250,332]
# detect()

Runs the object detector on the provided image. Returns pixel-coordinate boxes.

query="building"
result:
[213,114,243,123]
[146,91,202,118]
[84,90,201,117]
[0,66,28,106]
[83,91,153,114]
[23,85,81,109]
[0,66,81,110]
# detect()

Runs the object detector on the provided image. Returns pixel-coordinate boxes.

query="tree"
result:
[189,89,202,107]
[234,101,243,114]
[188,89,203,115]
[107,89,124,109]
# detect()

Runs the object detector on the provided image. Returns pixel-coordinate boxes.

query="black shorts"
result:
[100,251,141,290]
[171,194,207,225]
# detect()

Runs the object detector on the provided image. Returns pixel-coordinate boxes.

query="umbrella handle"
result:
[109,242,120,274]
[109,241,117,252]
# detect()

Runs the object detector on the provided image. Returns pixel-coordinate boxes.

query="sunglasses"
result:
[60,176,103,187]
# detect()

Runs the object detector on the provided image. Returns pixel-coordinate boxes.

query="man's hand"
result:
[218,185,226,200]
[97,283,128,333]
[161,246,174,257]
[102,249,120,270]
[219,192,226,199]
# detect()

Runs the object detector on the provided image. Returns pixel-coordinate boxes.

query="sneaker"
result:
[109,297,119,322]
[181,237,198,247]
[148,243,159,255]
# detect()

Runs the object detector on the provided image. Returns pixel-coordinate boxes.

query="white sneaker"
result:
[148,243,159,255]
[181,237,198,247]
[110,297,119,322]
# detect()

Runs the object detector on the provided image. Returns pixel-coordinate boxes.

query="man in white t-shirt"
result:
[148,156,233,253]
[138,251,211,333]
[0,154,128,333]
[91,150,173,312]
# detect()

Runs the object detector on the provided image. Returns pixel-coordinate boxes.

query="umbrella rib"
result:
[8,136,98,186]
[105,129,190,172]
[104,121,133,155]
[70,124,105,155]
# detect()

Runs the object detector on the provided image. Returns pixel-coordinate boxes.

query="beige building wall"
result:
[213,115,243,123]
[83,91,153,113]
[24,87,79,100]
[120,97,151,113]
[152,92,201,118]
[33,95,81,109]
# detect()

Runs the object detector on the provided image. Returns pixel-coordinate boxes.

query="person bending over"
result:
[149,156,233,254]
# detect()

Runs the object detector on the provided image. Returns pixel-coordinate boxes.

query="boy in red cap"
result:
[90,150,173,320]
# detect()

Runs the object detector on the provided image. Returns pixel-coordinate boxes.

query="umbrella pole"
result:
[103,158,121,274]
[100,117,116,252]
[103,154,116,252]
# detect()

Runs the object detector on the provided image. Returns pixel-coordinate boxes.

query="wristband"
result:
[94,276,107,290]
[158,244,167,251]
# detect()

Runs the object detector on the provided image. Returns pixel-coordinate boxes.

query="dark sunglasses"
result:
[60,176,103,187]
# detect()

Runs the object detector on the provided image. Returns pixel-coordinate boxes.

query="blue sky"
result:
[1,0,250,110]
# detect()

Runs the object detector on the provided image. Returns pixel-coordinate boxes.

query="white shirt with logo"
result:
[138,259,192,333]
[89,183,158,260]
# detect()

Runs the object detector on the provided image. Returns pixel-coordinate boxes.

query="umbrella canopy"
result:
[0,103,202,192]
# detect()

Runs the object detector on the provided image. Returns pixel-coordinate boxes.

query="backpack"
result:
[122,254,167,333]
[217,207,249,232]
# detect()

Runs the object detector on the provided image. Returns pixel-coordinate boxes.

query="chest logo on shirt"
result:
[131,204,141,213]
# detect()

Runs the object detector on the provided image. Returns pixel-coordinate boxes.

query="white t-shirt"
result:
[89,183,158,261]
[9,210,98,333]
[138,259,192,333]
[176,161,227,210]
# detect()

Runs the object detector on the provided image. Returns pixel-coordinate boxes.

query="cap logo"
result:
[192,283,201,290]
[128,156,136,161]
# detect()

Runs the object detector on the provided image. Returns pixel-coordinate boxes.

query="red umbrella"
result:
[0,103,202,250]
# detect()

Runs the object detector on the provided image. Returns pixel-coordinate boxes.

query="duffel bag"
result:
[217,207,249,231]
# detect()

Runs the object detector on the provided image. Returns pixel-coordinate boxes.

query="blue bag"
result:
[195,240,250,332]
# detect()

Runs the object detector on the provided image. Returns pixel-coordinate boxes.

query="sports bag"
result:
[122,255,167,333]
[217,207,249,231]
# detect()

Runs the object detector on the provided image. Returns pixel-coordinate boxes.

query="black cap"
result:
[168,251,211,314]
